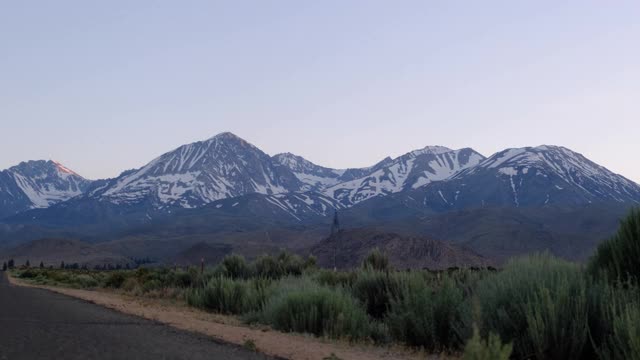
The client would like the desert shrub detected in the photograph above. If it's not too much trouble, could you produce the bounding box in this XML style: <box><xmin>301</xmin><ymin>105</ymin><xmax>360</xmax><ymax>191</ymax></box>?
<box><xmin>253</xmin><ymin>254</ymin><xmax>282</xmax><ymax>279</ymax></box>
<box><xmin>588</xmin><ymin>208</ymin><xmax>640</xmax><ymax>284</ymax></box>
<box><xmin>73</xmin><ymin>274</ymin><xmax>99</xmax><ymax>288</ymax></box>
<box><xmin>104</xmin><ymin>271</ymin><xmax>127</xmax><ymax>288</ymax></box>
<box><xmin>222</xmin><ymin>254</ymin><xmax>251</xmax><ymax>279</ymax></box>
<box><xmin>186</xmin><ymin>276</ymin><xmax>270</xmax><ymax>315</ymax></box>
<box><xmin>387</xmin><ymin>273</ymin><xmax>466</xmax><ymax>351</ymax></box>
<box><xmin>315</xmin><ymin>269</ymin><xmax>357</xmax><ymax>288</ymax></box>
<box><xmin>350</xmin><ymin>268</ymin><xmax>401</xmax><ymax>319</ymax></box>
<box><xmin>260</xmin><ymin>278</ymin><xmax>371</xmax><ymax>340</ymax></box>
<box><xmin>462</xmin><ymin>326</ymin><xmax>512</xmax><ymax>360</ymax></box>
<box><xmin>304</xmin><ymin>255</ymin><xmax>317</xmax><ymax>269</ymax></box>
<box><xmin>588</xmin><ymin>279</ymin><xmax>640</xmax><ymax>360</ymax></box>
<box><xmin>170</xmin><ymin>269</ymin><xmax>196</xmax><ymax>288</ymax></box>
<box><xmin>362</xmin><ymin>248</ymin><xmax>390</xmax><ymax>271</ymax></box>
<box><xmin>141</xmin><ymin>279</ymin><xmax>163</xmax><ymax>292</ymax></box>
<box><xmin>252</xmin><ymin>251</ymin><xmax>311</xmax><ymax>279</ymax></box>
<box><xmin>277</xmin><ymin>251</ymin><xmax>305</xmax><ymax>276</ymax></box>
<box><xmin>121</xmin><ymin>277</ymin><xmax>140</xmax><ymax>292</ymax></box>
<box><xmin>19</xmin><ymin>269</ymin><xmax>39</xmax><ymax>279</ymax></box>
<box><xmin>475</xmin><ymin>253</ymin><xmax>589</xmax><ymax>360</ymax></box>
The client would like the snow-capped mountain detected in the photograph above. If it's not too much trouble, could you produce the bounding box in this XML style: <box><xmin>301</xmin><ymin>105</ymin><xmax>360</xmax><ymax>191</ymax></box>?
<box><xmin>412</xmin><ymin>145</ymin><xmax>640</xmax><ymax>210</ymax></box>
<box><xmin>0</xmin><ymin>160</ymin><xmax>91</xmax><ymax>218</ymax></box>
<box><xmin>86</xmin><ymin>133</ymin><xmax>483</xmax><ymax>212</ymax></box>
<box><xmin>322</xmin><ymin>146</ymin><xmax>485</xmax><ymax>206</ymax></box>
<box><xmin>271</xmin><ymin>152</ymin><xmax>394</xmax><ymax>192</ymax></box>
<box><xmin>89</xmin><ymin>132</ymin><xmax>303</xmax><ymax>208</ymax></box>
<box><xmin>272</xmin><ymin>153</ymin><xmax>346</xmax><ymax>191</ymax></box>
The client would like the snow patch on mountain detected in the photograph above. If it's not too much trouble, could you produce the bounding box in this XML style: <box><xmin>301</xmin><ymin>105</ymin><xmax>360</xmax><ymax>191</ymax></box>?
<box><xmin>325</xmin><ymin>147</ymin><xmax>485</xmax><ymax>206</ymax></box>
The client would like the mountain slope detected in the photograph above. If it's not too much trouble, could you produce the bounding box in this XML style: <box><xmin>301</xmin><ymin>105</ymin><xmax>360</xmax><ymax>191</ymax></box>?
<box><xmin>410</xmin><ymin>145</ymin><xmax>640</xmax><ymax>211</ymax></box>
<box><xmin>90</xmin><ymin>132</ymin><xmax>303</xmax><ymax>209</ymax></box>
<box><xmin>324</xmin><ymin>147</ymin><xmax>485</xmax><ymax>206</ymax></box>
<box><xmin>0</xmin><ymin>160</ymin><xmax>91</xmax><ymax>219</ymax></box>
<box><xmin>272</xmin><ymin>152</ymin><xmax>393</xmax><ymax>192</ymax></box>
<box><xmin>274</xmin><ymin>146</ymin><xmax>486</xmax><ymax>206</ymax></box>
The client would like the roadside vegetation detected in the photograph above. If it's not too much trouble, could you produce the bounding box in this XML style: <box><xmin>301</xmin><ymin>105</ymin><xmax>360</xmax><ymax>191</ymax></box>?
<box><xmin>9</xmin><ymin>209</ymin><xmax>640</xmax><ymax>359</ymax></box>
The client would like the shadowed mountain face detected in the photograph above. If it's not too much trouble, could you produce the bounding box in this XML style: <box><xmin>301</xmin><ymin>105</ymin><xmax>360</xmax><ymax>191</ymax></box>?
<box><xmin>309</xmin><ymin>228</ymin><xmax>490</xmax><ymax>270</ymax></box>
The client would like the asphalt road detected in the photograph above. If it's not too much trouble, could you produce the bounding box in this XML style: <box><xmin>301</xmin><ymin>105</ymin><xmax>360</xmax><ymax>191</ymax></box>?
<box><xmin>0</xmin><ymin>272</ymin><xmax>273</xmax><ymax>360</ymax></box>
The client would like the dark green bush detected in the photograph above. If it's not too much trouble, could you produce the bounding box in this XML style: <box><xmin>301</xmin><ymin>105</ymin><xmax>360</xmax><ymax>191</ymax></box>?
<box><xmin>260</xmin><ymin>278</ymin><xmax>371</xmax><ymax>340</ymax></box>
<box><xmin>104</xmin><ymin>272</ymin><xmax>128</xmax><ymax>288</ymax></box>
<box><xmin>362</xmin><ymin>248</ymin><xmax>390</xmax><ymax>271</ymax></box>
<box><xmin>475</xmin><ymin>253</ymin><xmax>589</xmax><ymax>360</ymax></box>
<box><xmin>253</xmin><ymin>254</ymin><xmax>280</xmax><ymax>279</ymax></box>
<box><xmin>588</xmin><ymin>208</ymin><xmax>640</xmax><ymax>284</ymax></box>
<box><xmin>19</xmin><ymin>269</ymin><xmax>38</xmax><ymax>279</ymax></box>
<box><xmin>186</xmin><ymin>276</ymin><xmax>270</xmax><ymax>315</ymax></box>
<box><xmin>170</xmin><ymin>270</ymin><xmax>194</xmax><ymax>288</ymax></box>
<box><xmin>252</xmin><ymin>251</ymin><xmax>311</xmax><ymax>279</ymax></box>
<box><xmin>73</xmin><ymin>274</ymin><xmax>99</xmax><ymax>288</ymax></box>
<box><xmin>386</xmin><ymin>272</ymin><xmax>466</xmax><ymax>351</ymax></box>
<box><xmin>315</xmin><ymin>269</ymin><xmax>357</xmax><ymax>288</ymax></box>
<box><xmin>222</xmin><ymin>254</ymin><xmax>251</xmax><ymax>279</ymax></box>
<box><xmin>276</xmin><ymin>251</ymin><xmax>305</xmax><ymax>276</ymax></box>
<box><xmin>350</xmin><ymin>269</ymin><xmax>401</xmax><ymax>319</ymax></box>
<box><xmin>589</xmin><ymin>279</ymin><xmax>640</xmax><ymax>360</ymax></box>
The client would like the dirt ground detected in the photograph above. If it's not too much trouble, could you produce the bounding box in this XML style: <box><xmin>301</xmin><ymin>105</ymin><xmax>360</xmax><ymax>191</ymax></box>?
<box><xmin>8</xmin><ymin>275</ymin><xmax>447</xmax><ymax>360</ymax></box>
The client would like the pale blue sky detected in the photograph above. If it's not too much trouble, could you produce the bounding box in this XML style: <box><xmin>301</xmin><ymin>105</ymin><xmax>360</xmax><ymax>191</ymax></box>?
<box><xmin>1</xmin><ymin>1</ymin><xmax>639</xmax><ymax>182</ymax></box>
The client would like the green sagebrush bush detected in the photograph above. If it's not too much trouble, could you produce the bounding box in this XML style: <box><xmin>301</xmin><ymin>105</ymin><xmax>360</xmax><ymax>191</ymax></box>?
<box><xmin>350</xmin><ymin>268</ymin><xmax>402</xmax><ymax>319</ymax></box>
<box><xmin>362</xmin><ymin>248</ymin><xmax>390</xmax><ymax>272</ymax></box>
<box><xmin>221</xmin><ymin>254</ymin><xmax>251</xmax><ymax>279</ymax></box>
<box><xmin>252</xmin><ymin>251</ymin><xmax>312</xmax><ymax>279</ymax></box>
<box><xmin>314</xmin><ymin>269</ymin><xmax>357</xmax><ymax>288</ymax></box>
<box><xmin>475</xmin><ymin>253</ymin><xmax>589</xmax><ymax>360</ymax></box>
<box><xmin>186</xmin><ymin>276</ymin><xmax>271</xmax><ymax>315</ymax></box>
<box><xmin>386</xmin><ymin>272</ymin><xmax>467</xmax><ymax>351</ymax></box>
<box><xmin>259</xmin><ymin>277</ymin><xmax>371</xmax><ymax>340</ymax></box>
<box><xmin>588</xmin><ymin>279</ymin><xmax>640</xmax><ymax>360</ymax></box>
<box><xmin>103</xmin><ymin>271</ymin><xmax>128</xmax><ymax>288</ymax></box>
<box><xmin>462</xmin><ymin>326</ymin><xmax>512</xmax><ymax>360</ymax></box>
<box><xmin>588</xmin><ymin>208</ymin><xmax>640</xmax><ymax>285</ymax></box>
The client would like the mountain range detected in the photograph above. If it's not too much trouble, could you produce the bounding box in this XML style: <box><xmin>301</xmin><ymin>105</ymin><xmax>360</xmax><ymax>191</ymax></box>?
<box><xmin>1</xmin><ymin>132</ymin><xmax>638</xmax><ymax>266</ymax></box>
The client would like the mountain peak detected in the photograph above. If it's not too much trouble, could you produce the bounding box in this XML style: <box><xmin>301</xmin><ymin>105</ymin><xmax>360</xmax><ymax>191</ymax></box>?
<box><xmin>51</xmin><ymin>160</ymin><xmax>81</xmax><ymax>177</ymax></box>
<box><xmin>409</xmin><ymin>145</ymin><xmax>454</xmax><ymax>157</ymax></box>
<box><xmin>0</xmin><ymin>159</ymin><xmax>92</xmax><ymax>215</ymax></box>
<box><xmin>209</xmin><ymin>132</ymin><xmax>243</xmax><ymax>141</ymax></box>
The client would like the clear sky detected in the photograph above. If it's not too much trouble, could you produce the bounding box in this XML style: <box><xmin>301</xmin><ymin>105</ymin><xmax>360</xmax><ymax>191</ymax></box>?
<box><xmin>1</xmin><ymin>1</ymin><xmax>639</xmax><ymax>182</ymax></box>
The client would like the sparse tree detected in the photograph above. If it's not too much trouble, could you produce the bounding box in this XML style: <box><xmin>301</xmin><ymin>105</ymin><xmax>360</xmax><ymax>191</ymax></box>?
<box><xmin>25</xmin><ymin>260</ymin><xmax>30</xmax><ymax>268</ymax></box>
<box><xmin>60</xmin><ymin>261</ymin><xmax>65</xmax><ymax>269</ymax></box>
<box><xmin>39</xmin><ymin>261</ymin><xmax>44</xmax><ymax>269</ymax></box>
<box><xmin>8</xmin><ymin>259</ymin><xmax>14</xmax><ymax>269</ymax></box>
<box><xmin>2</xmin><ymin>262</ymin><xmax>6</xmax><ymax>271</ymax></box>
